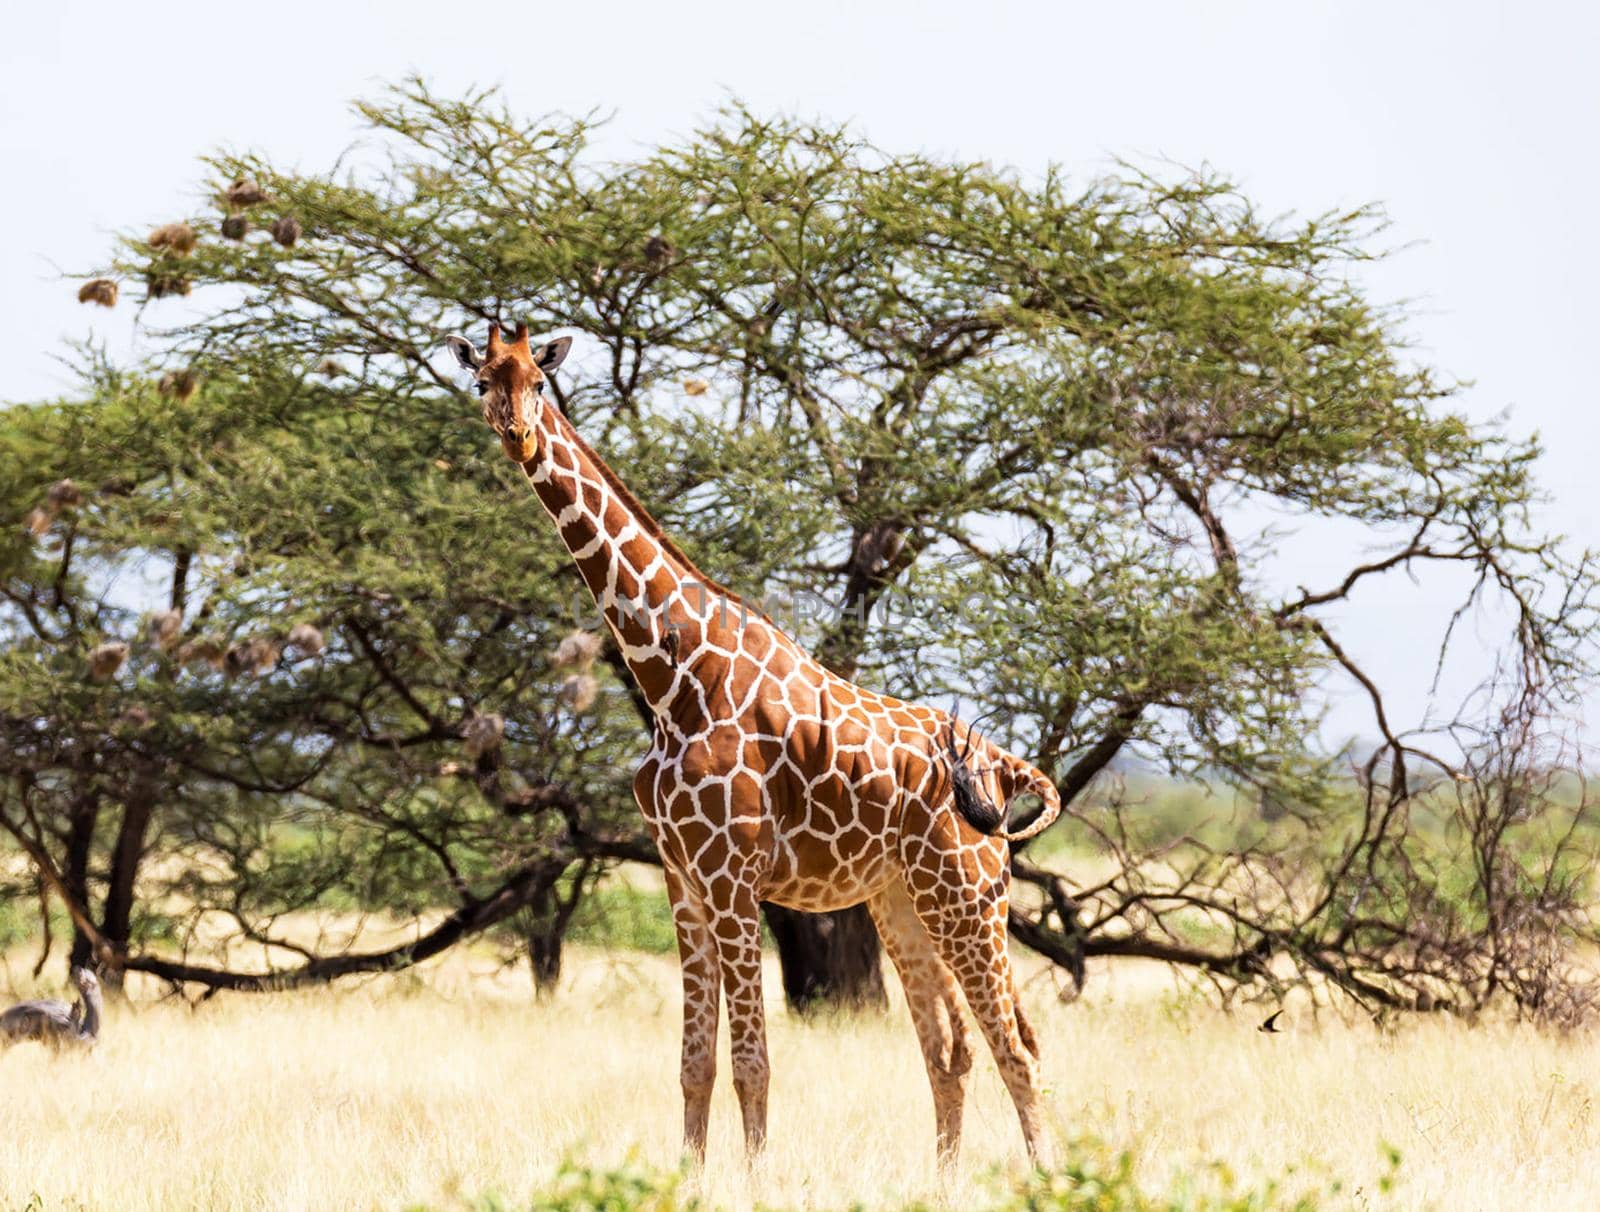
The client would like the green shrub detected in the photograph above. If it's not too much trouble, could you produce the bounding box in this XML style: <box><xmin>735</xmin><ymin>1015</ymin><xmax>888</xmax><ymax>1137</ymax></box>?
<box><xmin>566</xmin><ymin>881</ymin><xmax>779</xmax><ymax>955</ymax></box>
<box><xmin>567</xmin><ymin>884</ymin><xmax>679</xmax><ymax>955</ymax></box>
<box><xmin>435</xmin><ymin>1160</ymin><xmax>698</xmax><ymax>1212</ymax></box>
<box><xmin>435</xmin><ymin>1142</ymin><xmax>1400</xmax><ymax>1211</ymax></box>
<box><xmin>0</xmin><ymin>898</ymin><xmax>31</xmax><ymax>950</ymax></box>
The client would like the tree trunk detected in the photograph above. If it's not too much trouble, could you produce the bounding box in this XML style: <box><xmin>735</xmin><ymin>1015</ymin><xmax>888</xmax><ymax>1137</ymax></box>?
<box><xmin>63</xmin><ymin>793</ymin><xmax>99</xmax><ymax>972</ymax></box>
<box><xmin>99</xmin><ymin>792</ymin><xmax>155</xmax><ymax>994</ymax></box>
<box><xmin>527</xmin><ymin>920</ymin><xmax>564</xmax><ymax>995</ymax></box>
<box><xmin>524</xmin><ymin>858</ymin><xmax>590</xmax><ymax>1000</ymax></box>
<box><xmin>762</xmin><ymin>902</ymin><xmax>886</xmax><ymax>1013</ymax></box>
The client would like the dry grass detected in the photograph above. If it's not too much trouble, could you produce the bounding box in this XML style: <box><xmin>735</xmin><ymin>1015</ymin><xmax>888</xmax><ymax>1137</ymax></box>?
<box><xmin>1</xmin><ymin>943</ymin><xmax>1598</xmax><ymax>1211</ymax></box>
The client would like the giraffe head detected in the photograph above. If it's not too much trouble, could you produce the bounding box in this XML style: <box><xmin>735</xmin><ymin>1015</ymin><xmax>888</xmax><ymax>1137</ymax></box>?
<box><xmin>446</xmin><ymin>324</ymin><xmax>573</xmax><ymax>463</ymax></box>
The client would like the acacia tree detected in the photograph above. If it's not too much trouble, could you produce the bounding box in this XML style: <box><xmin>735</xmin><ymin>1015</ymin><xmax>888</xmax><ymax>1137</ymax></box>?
<box><xmin>3</xmin><ymin>80</ymin><xmax>1594</xmax><ymax>1015</ymax></box>
<box><xmin>0</xmin><ymin>351</ymin><xmax>650</xmax><ymax>995</ymax></box>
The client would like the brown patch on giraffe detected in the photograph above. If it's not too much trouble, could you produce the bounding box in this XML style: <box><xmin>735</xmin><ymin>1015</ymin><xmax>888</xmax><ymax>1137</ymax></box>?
<box><xmin>854</xmin><ymin>777</ymin><xmax>896</xmax><ymax>831</ymax></box>
<box><xmin>647</xmin><ymin>573</ymin><xmax>684</xmax><ymax>622</ymax></box>
<box><xmin>618</xmin><ymin>532</ymin><xmax>657</xmax><ymax>571</ymax></box>
<box><xmin>614</xmin><ymin>564</ymin><xmax>642</xmax><ymax>604</ymax></box>
<box><xmin>836</xmin><ymin>822</ymin><xmax>873</xmax><ymax>857</ymax></box>
<box><xmin>559</xmin><ymin>516</ymin><xmax>591</xmax><ymax>549</ymax></box>
<box><xmin>670</xmin><ymin>815</ymin><xmax>717</xmax><ymax>863</ymax></box>
<box><xmin>601</xmin><ymin>499</ymin><xmax>631</xmax><ymax>537</ymax></box>
<box><xmin>743</xmin><ymin>625</ymin><xmax>773</xmax><ymax>661</ymax></box>
<box><xmin>781</xmin><ymin>675</ymin><xmax>820</xmax><ymax>717</ymax></box>
<box><xmin>742</xmin><ymin>736</ymin><xmax>782</xmax><ymax>771</ymax></box>
<box><xmin>701</xmin><ymin>667</ymin><xmax>747</xmax><ymax>719</ymax></box>
<box><xmin>701</xmin><ymin>723</ymin><xmax>741</xmax><ymax>766</ymax></box>
<box><xmin>728</xmin><ymin>653</ymin><xmax>760</xmax><ymax>698</ymax></box>
<box><xmin>833</xmin><ymin>713</ymin><xmax>872</xmax><ymax>752</ymax></box>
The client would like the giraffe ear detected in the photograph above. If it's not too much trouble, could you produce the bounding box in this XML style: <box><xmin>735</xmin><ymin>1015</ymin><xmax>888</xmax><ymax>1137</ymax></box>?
<box><xmin>445</xmin><ymin>335</ymin><xmax>482</xmax><ymax>371</ymax></box>
<box><xmin>532</xmin><ymin>336</ymin><xmax>572</xmax><ymax>374</ymax></box>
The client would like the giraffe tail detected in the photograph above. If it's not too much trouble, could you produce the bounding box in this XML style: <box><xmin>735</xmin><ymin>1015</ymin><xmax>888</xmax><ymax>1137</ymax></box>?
<box><xmin>945</xmin><ymin>724</ymin><xmax>1062</xmax><ymax>843</ymax></box>
<box><xmin>992</xmin><ymin>756</ymin><xmax>1063</xmax><ymax>844</ymax></box>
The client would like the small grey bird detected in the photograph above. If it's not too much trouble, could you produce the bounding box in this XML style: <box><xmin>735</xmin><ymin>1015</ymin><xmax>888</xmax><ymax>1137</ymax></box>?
<box><xmin>1</xmin><ymin>967</ymin><xmax>102</xmax><ymax>1049</ymax></box>
<box><xmin>1258</xmin><ymin>1009</ymin><xmax>1284</xmax><ymax>1034</ymax></box>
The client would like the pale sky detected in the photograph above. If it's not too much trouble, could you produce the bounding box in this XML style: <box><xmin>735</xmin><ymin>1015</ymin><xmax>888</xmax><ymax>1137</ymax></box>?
<box><xmin>2</xmin><ymin>1</ymin><xmax>1595</xmax><ymax>748</ymax></box>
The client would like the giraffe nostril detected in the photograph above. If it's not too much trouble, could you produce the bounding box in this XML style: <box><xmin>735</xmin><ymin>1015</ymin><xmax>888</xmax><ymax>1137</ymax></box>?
<box><xmin>501</xmin><ymin>425</ymin><xmax>537</xmax><ymax>463</ymax></box>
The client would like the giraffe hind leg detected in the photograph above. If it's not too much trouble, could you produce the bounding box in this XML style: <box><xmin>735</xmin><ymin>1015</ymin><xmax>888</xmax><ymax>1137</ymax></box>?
<box><xmin>1015</xmin><ymin>994</ymin><xmax>1040</xmax><ymax>1059</ymax></box>
<box><xmin>869</xmin><ymin>878</ymin><xmax>976</xmax><ymax>1171</ymax></box>
<box><xmin>909</xmin><ymin>878</ymin><xmax>1048</xmax><ymax>1163</ymax></box>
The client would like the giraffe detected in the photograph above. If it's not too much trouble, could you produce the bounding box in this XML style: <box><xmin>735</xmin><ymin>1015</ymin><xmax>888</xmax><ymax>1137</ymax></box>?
<box><xmin>446</xmin><ymin>323</ymin><xmax>1065</xmax><ymax>1167</ymax></box>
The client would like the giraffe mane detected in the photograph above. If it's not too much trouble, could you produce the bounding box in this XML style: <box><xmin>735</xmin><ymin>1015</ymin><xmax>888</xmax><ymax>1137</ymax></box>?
<box><xmin>545</xmin><ymin>404</ymin><xmax>768</xmax><ymax>621</ymax></box>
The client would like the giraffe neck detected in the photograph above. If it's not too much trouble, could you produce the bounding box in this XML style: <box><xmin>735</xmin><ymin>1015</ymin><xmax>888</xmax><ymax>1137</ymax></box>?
<box><xmin>521</xmin><ymin>403</ymin><xmax>749</xmax><ymax>709</ymax></box>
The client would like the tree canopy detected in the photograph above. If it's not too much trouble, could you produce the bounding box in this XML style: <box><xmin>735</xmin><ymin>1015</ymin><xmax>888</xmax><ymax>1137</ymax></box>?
<box><xmin>2</xmin><ymin>80</ymin><xmax>1595</xmax><ymax>1016</ymax></box>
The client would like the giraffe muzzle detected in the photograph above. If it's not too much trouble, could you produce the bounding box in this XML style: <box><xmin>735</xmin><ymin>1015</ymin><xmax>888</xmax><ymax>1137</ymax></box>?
<box><xmin>502</xmin><ymin>425</ymin><xmax>537</xmax><ymax>464</ymax></box>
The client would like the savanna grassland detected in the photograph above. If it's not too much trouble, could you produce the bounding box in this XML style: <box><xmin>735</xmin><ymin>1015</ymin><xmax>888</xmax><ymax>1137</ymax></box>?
<box><xmin>6</xmin><ymin>79</ymin><xmax>1599</xmax><ymax>1212</ymax></box>
<box><xmin>3</xmin><ymin>889</ymin><xmax>1599</xmax><ymax>1212</ymax></box>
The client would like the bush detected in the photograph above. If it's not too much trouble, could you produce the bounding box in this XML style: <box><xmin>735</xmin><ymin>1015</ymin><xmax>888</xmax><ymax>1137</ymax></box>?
<box><xmin>440</xmin><ymin>1160</ymin><xmax>698</xmax><ymax>1212</ymax></box>
<box><xmin>434</xmin><ymin>1142</ymin><xmax>1401</xmax><ymax>1211</ymax></box>
<box><xmin>567</xmin><ymin>884</ymin><xmax>679</xmax><ymax>956</ymax></box>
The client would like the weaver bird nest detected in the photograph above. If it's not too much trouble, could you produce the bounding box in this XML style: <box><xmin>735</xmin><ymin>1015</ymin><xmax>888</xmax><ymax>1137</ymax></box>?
<box><xmin>146</xmin><ymin>608</ymin><xmax>183</xmax><ymax>652</ymax></box>
<box><xmin>146</xmin><ymin>271</ymin><xmax>192</xmax><ymax>299</ymax></box>
<box><xmin>45</xmin><ymin>480</ymin><xmax>82</xmax><ymax>512</ymax></box>
<box><xmin>177</xmin><ymin>637</ymin><xmax>226</xmax><ymax>671</ymax></box>
<box><xmin>88</xmin><ymin>641</ymin><xmax>130</xmax><ymax>682</ymax></box>
<box><xmin>158</xmin><ymin>369</ymin><xmax>201</xmax><ymax>401</ymax></box>
<box><xmin>77</xmin><ymin>279</ymin><xmax>118</xmax><ymax>307</ymax></box>
<box><xmin>225</xmin><ymin>637</ymin><xmax>280</xmax><ymax>678</ymax></box>
<box><xmin>148</xmin><ymin>222</ymin><xmax>198</xmax><ymax>255</ymax></box>
<box><xmin>551</xmin><ymin>629</ymin><xmax>603</xmax><ymax>670</ymax></box>
<box><xmin>558</xmin><ymin>673</ymin><xmax>599</xmax><ymax>712</ymax></box>
<box><xmin>286</xmin><ymin>623</ymin><xmax>325</xmax><ymax>656</ymax></box>
<box><xmin>223</xmin><ymin>178</ymin><xmax>266</xmax><ymax>208</ymax></box>
<box><xmin>462</xmin><ymin>712</ymin><xmax>505</xmax><ymax>759</ymax></box>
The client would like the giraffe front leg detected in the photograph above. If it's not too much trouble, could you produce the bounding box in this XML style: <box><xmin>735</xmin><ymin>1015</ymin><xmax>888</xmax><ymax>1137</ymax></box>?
<box><xmin>664</xmin><ymin>865</ymin><xmax>719</xmax><ymax>1163</ymax></box>
<box><xmin>709</xmin><ymin>885</ymin><xmax>770</xmax><ymax>1159</ymax></box>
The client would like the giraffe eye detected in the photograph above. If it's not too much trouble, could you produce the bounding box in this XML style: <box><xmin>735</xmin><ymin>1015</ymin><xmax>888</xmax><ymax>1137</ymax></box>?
<box><xmin>474</xmin><ymin>381</ymin><xmax>489</xmax><ymax>397</ymax></box>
